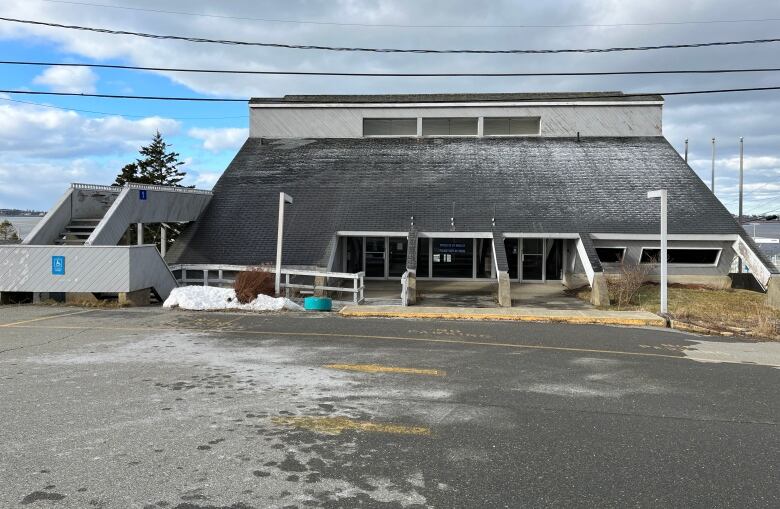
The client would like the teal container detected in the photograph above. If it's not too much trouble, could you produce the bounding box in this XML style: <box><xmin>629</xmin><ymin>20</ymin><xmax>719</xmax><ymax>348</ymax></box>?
<box><xmin>303</xmin><ymin>296</ymin><xmax>332</xmax><ymax>311</ymax></box>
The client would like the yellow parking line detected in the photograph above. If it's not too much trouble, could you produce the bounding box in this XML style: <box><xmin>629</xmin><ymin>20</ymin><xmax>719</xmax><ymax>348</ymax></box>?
<box><xmin>272</xmin><ymin>416</ymin><xmax>430</xmax><ymax>436</ymax></box>
<box><xmin>0</xmin><ymin>309</ymin><xmax>92</xmax><ymax>328</ymax></box>
<box><xmin>4</xmin><ymin>323</ymin><xmax>690</xmax><ymax>361</ymax></box>
<box><xmin>325</xmin><ymin>363</ymin><xmax>445</xmax><ymax>376</ymax></box>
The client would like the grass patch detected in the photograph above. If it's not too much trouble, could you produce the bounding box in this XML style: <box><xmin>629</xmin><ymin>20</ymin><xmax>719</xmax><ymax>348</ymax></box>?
<box><xmin>577</xmin><ymin>284</ymin><xmax>779</xmax><ymax>340</ymax></box>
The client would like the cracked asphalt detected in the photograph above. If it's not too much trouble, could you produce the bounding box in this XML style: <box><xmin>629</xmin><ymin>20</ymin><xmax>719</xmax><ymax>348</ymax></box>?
<box><xmin>0</xmin><ymin>305</ymin><xmax>778</xmax><ymax>508</ymax></box>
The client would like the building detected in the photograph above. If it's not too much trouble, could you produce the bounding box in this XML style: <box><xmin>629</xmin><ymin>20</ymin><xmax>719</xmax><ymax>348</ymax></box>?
<box><xmin>166</xmin><ymin>92</ymin><xmax>779</xmax><ymax>306</ymax></box>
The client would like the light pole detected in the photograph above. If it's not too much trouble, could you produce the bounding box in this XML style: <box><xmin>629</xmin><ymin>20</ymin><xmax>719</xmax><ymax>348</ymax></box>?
<box><xmin>275</xmin><ymin>192</ymin><xmax>293</xmax><ymax>297</ymax></box>
<box><xmin>648</xmin><ymin>189</ymin><xmax>668</xmax><ymax>314</ymax></box>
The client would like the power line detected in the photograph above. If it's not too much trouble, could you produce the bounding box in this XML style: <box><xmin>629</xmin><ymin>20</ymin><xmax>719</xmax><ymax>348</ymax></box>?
<box><xmin>6</xmin><ymin>60</ymin><xmax>780</xmax><ymax>77</ymax></box>
<box><xmin>0</xmin><ymin>96</ymin><xmax>247</xmax><ymax>119</ymax></box>
<box><xmin>3</xmin><ymin>86</ymin><xmax>780</xmax><ymax>102</ymax></box>
<box><xmin>34</xmin><ymin>0</ymin><xmax>780</xmax><ymax>30</ymax></box>
<box><xmin>4</xmin><ymin>16</ymin><xmax>780</xmax><ymax>54</ymax></box>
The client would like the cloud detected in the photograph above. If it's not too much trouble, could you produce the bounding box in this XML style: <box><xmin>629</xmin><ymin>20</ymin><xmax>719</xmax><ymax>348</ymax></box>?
<box><xmin>0</xmin><ymin>100</ymin><xmax>180</xmax><ymax>157</ymax></box>
<box><xmin>188</xmin><ymin>127</ymin><xmax>248</xmax><ymax>152</ymax></box>
<box><xmin>32</xmin><ymin>65</ymin><xmax>98</xmax><ymax>93</ymax></box>
<box><xmin>1</xmin><ymin>0</ymin><xmax>779</xmax><ymax>213</ymax></box>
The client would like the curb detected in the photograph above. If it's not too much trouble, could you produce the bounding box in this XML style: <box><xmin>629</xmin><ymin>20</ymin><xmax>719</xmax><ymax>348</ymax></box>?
<box><xmin>338</xmin><ymin>308</ymin><xmax>667</xmax><ymax>327</ymax></box>
<box><xmin>668</xmin><ymin>320</ymin><xmax>735</xmax><ymax>337</ymax></box>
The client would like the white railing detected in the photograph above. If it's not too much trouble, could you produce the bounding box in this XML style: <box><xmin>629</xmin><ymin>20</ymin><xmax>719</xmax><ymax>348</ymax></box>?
<box><xmin>70</xmin><ymin>182</ymin><xmax>213</xmax><ymax>195</ymax></box>
<box><xmin>168</xmin><ymin>264</ymin><xmax>365</xmax><ymax>304</ymax></box>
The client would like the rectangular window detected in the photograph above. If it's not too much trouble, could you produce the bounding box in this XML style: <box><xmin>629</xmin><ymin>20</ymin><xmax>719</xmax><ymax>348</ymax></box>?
<box><xmin>596</xmin><ymin>247</ymin><xmax>626</xmax><ymax>264</ymax></box>
<box><xmin>363</xmin><ymin>118</ymin><xmax>417</xmax><ymax>136</ymax></box>
<box><xmin>422</xmin><ymin>117</ymin><xmax>478</xmax><ymax>136</ymax></box>
<box><xmin>640</xmin><ymin>248</ymin><xmax>721</xmax><ymax>265</ymax></box>
<box><xmin>483</xmin><ymin>117</ymin><xmax>540</xmax><ymax>136</ymax></box>
<box><xmin>432</xmin><ymin>238</ymin><xmax>474</xmax><ymax>278</ymax></box>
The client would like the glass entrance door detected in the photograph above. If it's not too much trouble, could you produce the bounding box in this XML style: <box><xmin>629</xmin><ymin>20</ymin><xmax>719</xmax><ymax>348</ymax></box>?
<box><xmin>521</xmin><ymin>238</ymin><xmax>544</xmax><ymax>281</ymax></box>
<box><xmin>365</xmin><ymin>237</ymin><xmax>386</xmax><ymax>277</ymax></box>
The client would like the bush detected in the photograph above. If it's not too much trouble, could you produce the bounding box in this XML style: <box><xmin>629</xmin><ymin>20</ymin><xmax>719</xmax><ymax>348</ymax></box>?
<box><xmin>607</xmin><ymin>261</ymin><xmax>652</xmax><ymax>308</ymax></box>
<box><xmin>234</xmin><ymin>269</ymin><xmax>275</xmax><ymax>304</ymax></box>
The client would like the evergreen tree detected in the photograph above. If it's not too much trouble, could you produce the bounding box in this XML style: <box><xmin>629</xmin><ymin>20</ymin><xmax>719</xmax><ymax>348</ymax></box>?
<box><xmin>114</xmin><ymin>131</ymin><xmax>189</xmax><ymax>186</ymax></box>
<box><xmin>113</xmin><ymin>131</ymin><xmax>192</xmax><ymax>250</ymax></box>
<box><xmin>0</xmin><ymin>220</ymin><xmax>20</xmax><ymax>243</ymax></box>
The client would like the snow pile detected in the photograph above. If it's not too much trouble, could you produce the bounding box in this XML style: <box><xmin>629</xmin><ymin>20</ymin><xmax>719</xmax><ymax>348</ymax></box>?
<box><xmin>163</xmin><ymin>285</ymin><xmax>303</xmax><ymax>312</ymax></box>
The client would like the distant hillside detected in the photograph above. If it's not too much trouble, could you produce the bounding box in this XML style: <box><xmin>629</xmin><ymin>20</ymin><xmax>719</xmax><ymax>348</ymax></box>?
<box><xmin>0</xmin><ymin>209</ymin><xmax>45</xmax><ymax>217</ymax></box>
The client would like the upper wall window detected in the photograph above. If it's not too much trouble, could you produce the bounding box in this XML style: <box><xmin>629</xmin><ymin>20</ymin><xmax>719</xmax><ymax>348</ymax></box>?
<box><xmin>483</xmin><ymin>117</ymin><xmax>540</xmax><ymax>136</ymax></box>
<box><xmin>596</xmin><ymin>247</ymin><xmax>626</xmax><ymax>263</ymax></box>
<box><xmin>422</xmin><ymin>118</ymin><xmax>478</xmax><ymax>136</ymax></box>
<box><xmin>363</xmin><ymin>118</ymin><xmax>417</xmax><ymax>136</ymax></box>
<box><xmin>640</xmin><ymin>248</ymin><xmax>721</xmax><ymax>265</ymax></box>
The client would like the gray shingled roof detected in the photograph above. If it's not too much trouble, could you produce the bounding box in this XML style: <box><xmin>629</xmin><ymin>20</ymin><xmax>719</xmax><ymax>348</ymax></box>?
<box><xmin>167</xmin><ymin>136</ymin><xmax>773</xmax><ymax>272</ymax></box>
<box><xmin>249</xmin><ymin>92</ymin><xmax>664</xmax><ymax>104</ymax></box>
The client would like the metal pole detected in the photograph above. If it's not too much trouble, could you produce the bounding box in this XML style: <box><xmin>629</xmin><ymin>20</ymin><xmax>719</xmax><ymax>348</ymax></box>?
<box><xmin>684</xmin><ymin>138</ymin><xmax>688</xmax><ymax>163</ymax></box>
<box><xmin>711</xmin><ymin>137</ymin><xmax>716</xmax><ymax>193</ymax></box>
<box><xmin>660</xmin><ymin>190</ymin><xmax>667</xmax><ymax>314</ymax></box>
<box><xmin>648</xmin><ymin>190</ymin><xmax>668</xmax><ymax>314</ymax></box>
<box><xmin>738</xmin><ymin>136</ymin><xmax>744</xmax><ymax>272</ymax></box>
<box><xmin>137</xmin><ymin>222</ymin><xmax>143</xmax><ymax>245</ymax></box>
<box><xmin>275</xmin><ymin>192</ymin><xmax>293</xmax><ymax>297</ymax></box>
<box><xmin>160</xmin><ymin>225</ymin><xmax>167</xmax><ymax>258</ymax></box>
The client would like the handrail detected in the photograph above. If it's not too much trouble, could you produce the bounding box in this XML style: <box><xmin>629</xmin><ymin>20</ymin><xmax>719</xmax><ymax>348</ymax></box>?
<box><xmin>70</xmin><ymin>182</ymin><xmax>212</xmax><ymax>195</ymax></box>
<box><xmin>170</xmin><ymin>264</ymin><xmax>365</xmax><ymax>304</ymax></box>
<box><xmin>70</xmin><ymin>183</ymin><xmax>122</xmax><ymax>192</ymax></box>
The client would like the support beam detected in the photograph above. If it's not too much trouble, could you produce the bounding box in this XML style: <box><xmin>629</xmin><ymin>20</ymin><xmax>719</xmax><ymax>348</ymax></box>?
<box><xmin>119</xmin><ymin>288</ymin><xmax>150</xmax><ymax>306</ymax></box>
<box><xmin>491</xmin><ymin>231</ymin><xmax>512</xmax><ymax>307</ymax></box>
<box><xmin>160</xmin><ymin>225</ymin><xmax>167</xmax><ymax>258</ymax></box>
<box><xmin>404</xmin><ymin>228</ymin><xmax>418</xmax><ymax>305</ymax></box>
<box><xmin>136</xmin><ymin>222</ymin><xmax>143</xmax><ymax>245</ymax></box>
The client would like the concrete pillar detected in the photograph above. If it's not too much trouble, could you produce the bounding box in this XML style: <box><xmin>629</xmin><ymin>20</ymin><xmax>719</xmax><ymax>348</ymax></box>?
<box><xmin>160</xmin><ymin>226</ymin><xmax>167</xmax><ymax>257</ymax></box>
<box><xmin>590</xmin><ymin>272</ymin><xmax>610</xmax><ymax>307</ymax></box>
<box><xmin>405</xmin><ymin>271</ymin><xmax>417</xmax><ymax>305</ymax></box>
<box><xmin>497</xmin><ymin>271</ymin><xmax>511</xmax><ymax>307</ymax></box>
<box><xmin>118</xmin><ymin>288</ymin><xmax>150</xmax><ymax>307</ymax></box>
<box><xmin>313</xmin><ymin>275</ymin><xmax>326</xmax><ymax>297</ymax></box>
<box><xmin>767</xmin><ymin>277</ymin><xmax>780</xmax><ymax>310</ymax></box>
<box><xmin>137</xmin><ymin>223</ymin><xmax>143</xmax><ymax>245</ymax></box>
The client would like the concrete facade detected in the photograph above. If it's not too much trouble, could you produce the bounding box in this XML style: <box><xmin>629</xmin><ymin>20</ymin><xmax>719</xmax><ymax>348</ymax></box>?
<box><xmin>250</xmin><ymin>103</ymin><xmax>663</xmax><ymax>139</ymax></box>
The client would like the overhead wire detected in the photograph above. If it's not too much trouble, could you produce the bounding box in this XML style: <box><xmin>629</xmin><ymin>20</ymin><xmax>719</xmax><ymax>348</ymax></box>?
<box><xmin>4</xmin><ymin>17</ymin><xmax>780</xmax><ymax>54</ymax></box>
<box><xmin>33</xmin><ymin>0</ymin><xmax>780</xmax><ymax>30</ymax></box>
<box><xmin>5</xmin><ymin>60</ymin><xmax>780</xmax><ymax>77</ymax></box>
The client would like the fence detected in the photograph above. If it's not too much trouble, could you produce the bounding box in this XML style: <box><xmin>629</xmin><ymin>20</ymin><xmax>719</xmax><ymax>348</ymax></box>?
<box><xmin>168</xmin><ymin>264</ymin><xmax>365</xmax><ymax>304</ymax></box>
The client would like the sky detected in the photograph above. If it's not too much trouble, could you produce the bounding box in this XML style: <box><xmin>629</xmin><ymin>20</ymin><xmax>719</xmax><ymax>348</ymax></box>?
<box><xmin>0</xmin><ymin>0</ymin><xmax>778</xmax><ymax>216</ymax></box>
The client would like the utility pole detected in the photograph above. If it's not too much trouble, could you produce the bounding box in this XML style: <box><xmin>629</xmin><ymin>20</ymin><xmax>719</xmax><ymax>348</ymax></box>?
<box><xmin>684</xmin><ymin>138</ymin><xmax>688</xmax><ymax>163</ymax></box>
<box><xmin>711</xmin><ymin>137</ymin><xmax>716</xmax><ymax>193</ymax></box>
<box><xmin>738</xmin><ymin>136</ymin><xmax>744</xmax><ymax>272</ymax></box>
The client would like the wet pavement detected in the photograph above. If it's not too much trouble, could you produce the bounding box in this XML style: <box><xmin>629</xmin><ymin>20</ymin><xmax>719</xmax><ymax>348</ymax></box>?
<box><xmin>0</xmin><ymin>306</ymin><xmax>778</xmax><ymax>508</ymax></box>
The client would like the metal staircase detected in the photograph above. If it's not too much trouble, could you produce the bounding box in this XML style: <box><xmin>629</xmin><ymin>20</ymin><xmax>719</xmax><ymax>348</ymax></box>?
<box><xmin>54</xmin><ymin>219</ymin><xmax>102</xmax><ymax>245</ymax></box>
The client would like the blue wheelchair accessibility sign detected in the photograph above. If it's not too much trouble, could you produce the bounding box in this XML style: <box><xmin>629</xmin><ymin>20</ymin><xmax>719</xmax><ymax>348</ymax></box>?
<box><xmin>52</xmin><ymin>256</ymin><xmax>65</xmax><ymax>275</ymax></box>
<box><xmin>139</xmin><ymin>189</ymin><xmax>147</xmax><ymax>200</ymax></box>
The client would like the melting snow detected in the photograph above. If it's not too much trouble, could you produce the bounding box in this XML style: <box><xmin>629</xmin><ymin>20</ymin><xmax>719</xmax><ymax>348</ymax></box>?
<box><xmin>163</xmin><ymin>285</ymin><xmax>303</xmax><ymax>312</ymax></box>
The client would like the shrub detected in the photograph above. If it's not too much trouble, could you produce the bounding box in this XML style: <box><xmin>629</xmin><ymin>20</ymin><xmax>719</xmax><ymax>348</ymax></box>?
<box><xmin>607</xmin><ymin>261</ymin><xmax>652</xmax><ymax>309</ymax></box>
<box><xmin>234</xmin><ymin>269</ymin><xmax>275</xmax><ymax>304</ymax></box>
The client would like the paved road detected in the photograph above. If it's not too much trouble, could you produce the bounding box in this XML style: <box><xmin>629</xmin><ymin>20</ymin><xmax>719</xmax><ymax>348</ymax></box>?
<box><xmin>0</xmin><ymin>306</ymin><xmax>778</xmax><ymax>508</ymax></box>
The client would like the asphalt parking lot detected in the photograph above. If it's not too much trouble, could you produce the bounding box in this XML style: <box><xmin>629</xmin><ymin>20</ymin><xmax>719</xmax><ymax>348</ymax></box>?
<box><xmin>0</xmin><ymin>306</ymin><xmax>778</xmax><ymax>508</ymax></box>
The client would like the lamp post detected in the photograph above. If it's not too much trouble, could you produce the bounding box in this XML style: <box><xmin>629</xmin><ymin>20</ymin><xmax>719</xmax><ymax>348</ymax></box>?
<box><xmin>648</xmin><ymin>189</ymin><xmax>668</xmax><ymax>314</ymax></box>
<box><xmin>275</xmin><ymin>192</ymin><xmax>293</xmax><ymax>297</ymax></box>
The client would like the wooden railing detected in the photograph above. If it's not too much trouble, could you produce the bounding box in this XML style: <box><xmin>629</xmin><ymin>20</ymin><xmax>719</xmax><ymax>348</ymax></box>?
<box><xmin>168</xmin><ymin>264</ymin><xmax>365</xmax><ymax>304</ymax></box>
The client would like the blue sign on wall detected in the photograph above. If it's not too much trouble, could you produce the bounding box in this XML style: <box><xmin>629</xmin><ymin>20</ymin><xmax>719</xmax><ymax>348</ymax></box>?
<box><xmin>139</xmin><ymin>189</ymin><xmax>147</xmax><ymax>200</ymax></box>
<box><xmin>52</xmin><ymin>256</ymin><xmax>65</xmax><ymax>275</ymax></box>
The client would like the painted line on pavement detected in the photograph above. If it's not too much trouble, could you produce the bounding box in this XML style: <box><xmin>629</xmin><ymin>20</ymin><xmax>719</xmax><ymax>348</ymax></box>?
<box><xmin>272</xmin><ymin>416</ymin><xmax>431</xmax><ymax>436</ymax></box>
<box><xmin>0</xmin><ymin>309</ymin><xmax>93</xmax><ymax>327</ymax></box>
<box><xmin>325</xmin><ymin>363</ymin><xmax>446</xmax><ymax>376</ymax></box>
<box><xmin>1</xmin><ymin>322</ymin><xmax>695</xmax><ymax>362</ymax></box>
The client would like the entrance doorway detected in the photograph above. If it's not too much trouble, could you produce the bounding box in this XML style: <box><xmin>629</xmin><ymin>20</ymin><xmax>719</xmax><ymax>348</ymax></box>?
<box><xmin>504</xmin><ymin>238</ymin><xmax>564</xmax><ymax>282</ymax></box>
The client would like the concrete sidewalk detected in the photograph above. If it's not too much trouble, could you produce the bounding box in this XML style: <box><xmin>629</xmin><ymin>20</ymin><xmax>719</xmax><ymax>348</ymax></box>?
<box><xmin>340</xmin><ymin>304</ymin><xmax>667</xmax><ymax>327</ymax></box>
